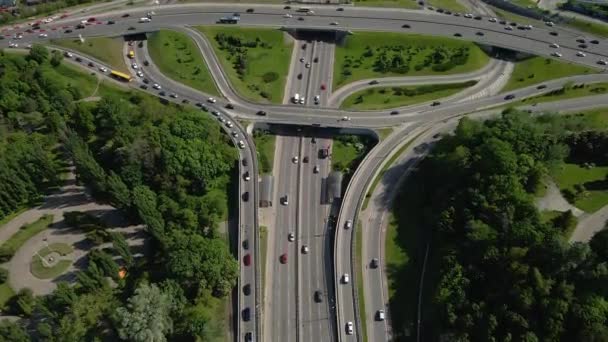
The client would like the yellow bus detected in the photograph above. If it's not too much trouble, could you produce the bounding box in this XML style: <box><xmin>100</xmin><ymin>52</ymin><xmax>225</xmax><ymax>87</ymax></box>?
<box><xmin>110</xmin><ymin>70</ymin><xmax>132</xmax><ymax>82</ymax></box>
<box><xmin>128</xmin><ymin>50</ymin><xmax>134</xmax><ymax>59</ymax></box>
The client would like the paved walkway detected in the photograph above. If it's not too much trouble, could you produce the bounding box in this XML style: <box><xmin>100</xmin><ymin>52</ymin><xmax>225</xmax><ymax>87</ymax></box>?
<box><xmin>535</xmin><ymin>181</ymin><xmax>584</xmax><ymax>217</ymax></box>
<box><xmin>1</xmin><ymin>168</ymin><xmax>145</xmax><ymax>296</ymax></box>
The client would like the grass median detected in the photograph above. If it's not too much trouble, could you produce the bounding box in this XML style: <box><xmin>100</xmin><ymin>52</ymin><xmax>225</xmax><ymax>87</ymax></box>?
<box><xmin>516</xmin><ymin>82</ymin><xmax>608</xmax><ymax>106</ymax></box>
<box><xmin>353</xmin><ymin>0</ymin><xmax>419</xmax><ymax>9</ymax></box>
<box><xmin>253</xmin><ymin>131</ymin><xmax>276</xmax><ymax>175</ymax></box>
<box><xmin>50</xmin><ymin>36</ymin><xmax>129</xmax><ymax>74</ymax></box>
<box><xmin>341</xmin><ymin>81</ymin><xmax>477</xmax><ymax>110</ymax></box>
<box><xmin>502</xmin><ymin>56</ymin><xmax>599</xmax><ymax>92</ymax></box>
<box><xmin>197</xmin><ymin>26</ymin><xmax>292</xmax><ymax>104</ymax></box>
<box><xmin>147</xmin><ymin>30</ymin><xmax>220</xmax><ymax>97</ymax></box>
<box><xmin>427</xmin><ymin>0</ymin><xmax>467</xmax><ymax>12</ymax></box>
<box><xmin>356</xmin><ymin>220</ymin><xmax>368</xmax><ymax>342</ymax></box>
<box><xmin>334</xmin><ymin>32</ymin><xmax>490</xmax><ymax>90</ymax></box>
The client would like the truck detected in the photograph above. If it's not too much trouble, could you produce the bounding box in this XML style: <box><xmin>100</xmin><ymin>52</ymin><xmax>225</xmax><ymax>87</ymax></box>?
<box><xmin>218</xmin><ymin>15</ymin><xmax>240</xmax><ymax>24</ymax></box>
<box><xmin>292</xmin><ymin>93</ymin><xmax>300</xmax><ymax>104</ymax></box>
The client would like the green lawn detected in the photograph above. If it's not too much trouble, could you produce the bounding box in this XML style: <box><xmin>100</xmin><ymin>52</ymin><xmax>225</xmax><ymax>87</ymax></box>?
<box><xmin>565</xmin><ymin>17</ymin><xmax>608</xmax><ymax>38</ymax></box>
<box><xmin>50</xmin><ymin>37</ymin><xmax>129</xmax><ymax>74</ymax></box>
<box><xmin>377</xmin><ymin>128</ymin><xmax>394</xmax><ymax>141</ymax></box>
<box><xmin>253</xmin><ymin>131</ymin><xmax>276</xmax><ymax>175</ymax></box>
<box><xmin>1</xmin><ymin>215</ymin><xmax>53</xmax><ymax>254</ymax></box>
<box><xmin>0</xmin><ymin>207</ymin><xmax>28</xmax><ymax>229</ymax></box>
<box><xmin>427</xmin><ymin>0</ymin><xmax>467</xmax><ymax>12</ymax></box>
<box><xmin>517</xmin><ymin>82</ymin><xmax>608</xmax><ymax>106</ymax></box>
<box><xmin>147</xmin><ymin>30</ymin><xmax>220</xmax><ymax>97</ymax></box>
<box><xmin>332</xmin><ymin>140</ymin><xmax>362</xmax><ymax>173</ymax></box>
<box><xmin>385</xmin><ymin>213</ymin><xmax>409</xmax><ymax>298</ymax></box>
<box><xmin>334</xmin><ymin>32</ymin><xmax>490</xmax><ymax>89</ymax></box>
<box><xmin>197</xmin><ymin>26</ymin><xmax>292</xmax><ymax>103</ymax></box>
<box><xmin>259</xmin><ymin>225</ymin><xmax>267</xmax><ymax>297</ymax></box>
<box><xmin>552</xmin><ymin>163</ymin><xmax>608</xmax><ymax>213</ymax></box>
<box><xmin>356</xmin><ymin>220</ymin><xmax>368</xmax><ymax>342</ymax></box>
<box><xmin>341</xmin><ymin>81</ymin><xmax>476</xmax><ymax>110</ymax></box>
<box><xmin>0</xmin><ymin>283</ymin><xmax>15</xmax><ymax>310</ymax></box>
<box><xmin>31</xmin><ymin>258</ymin><xmax>72</xmax><ymax>279</ymax></box>
<box><xmin>353</xmin><ymin>0</ymin><xmax>419</xmax><ymax>8</ymax></box>
<box><xmin>502</xmin><ymin>56</ymin><xmax>599</xmax><ymax>92</ymax></box>
<box><xmin>556</xmin><ymin>108</ymin><xmax>608</xmax><ymax>131</ymax></box>
<box><xmin>491</xmin><ymin>6</ymin><xmax>543</xmax><ymax>25</ymax></box>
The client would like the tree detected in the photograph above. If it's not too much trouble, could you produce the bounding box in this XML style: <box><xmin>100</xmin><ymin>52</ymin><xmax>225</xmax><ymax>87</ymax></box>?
<box><xmin>589</xmin><ymin>228</ymin><xmax>608</xmax><ymax>260</ymax></box>
<box><xmin>0</xmin><ymin>320</ymin><xmax>30</xmax><ymax>342</ymax></box>
<box><xmin>11</xmin><ymin>288</ymin><xmax>35</xmax><ymax>317</ymax></box>
<box><xmin>111</xmin><ymin>232</ymin><xmax>133</xmax><ymax>267</ymax></box>
<box><xmin>27</xmin><ymin>44</ymin><xmax>49</xmax><ymax>64</ymax></box>
<box><xmin>113</xmin><ymin>283</ymin><xmax>173</xmax><ymax>342</ymax></box>
<box><xmin>0</xmin><ymin>268</ymin><xmax>8</xmax><ymax>284</ymax></box>
<box><xmin>88</xmin><ymin>250</ymin><xmax>119</xmax><ymax>280</ymax></box>
<box><xmin>50</xmin><ymin>50</ymin><xmax>63</xmax><ymax>67</ymax></box>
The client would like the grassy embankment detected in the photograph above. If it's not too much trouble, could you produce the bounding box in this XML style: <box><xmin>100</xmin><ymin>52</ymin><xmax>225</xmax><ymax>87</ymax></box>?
<box><xmin>355</xmin><ymin>220</ymin><xmax>368</xmax><ymax>342</ymax></box>
<box><xmin>516</xmin><ymin>82</ymin><xmax>608</xmax><ymax>106</ymax></box>
<box><xmin>147</xmin><ymin>30</ymin><xmax>220</xmax><ymax>97</ymax></box>
<box><xmin>334</xmin><ymin>32</ymin><xmax>490</xmax><ymax>90</ymax></box>
<box><xmin>50</xmin><ymin>37</ymin><xmax>129</xmax><ymax>74</ymax></box>
<box><xmin>197</xmin><ymin>27</ymin><xmax>292</xmax><ymax>104</ymax></box>
<box><xmin>253</xmin><ymin>132</ymin><xmax>276</xmax><ymax>175</ymax></box>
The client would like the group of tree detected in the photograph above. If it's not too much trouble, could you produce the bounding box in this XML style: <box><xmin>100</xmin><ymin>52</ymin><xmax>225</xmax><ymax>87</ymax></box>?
<box><xmin>0</xmin><ymin>46</ymin><xmax>239</xmax><ymax>340</ymax></box>
<box><xmin>393</xmin><ymin>110</ymin><xmax>608</xmax><ymax>341</ymax></box>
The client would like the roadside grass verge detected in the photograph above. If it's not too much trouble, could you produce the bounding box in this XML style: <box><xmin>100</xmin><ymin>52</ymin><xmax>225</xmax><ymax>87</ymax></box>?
<box><xmin>353</xmin><ymin>0</ymin><xmax>419</xmax><ymax>9</ymax></box>
<box><xmin>551</xmin><ymin>163</ymin><xmax>608</xmax><ymax>213</ymax></box>
<box><xmin>253</xmin><ymin>131</ymin><xmax>276</xmax><ymax>175</ymax></box>
<box><xmin>259</xmin><ymin>225</ymin><xmax>268</xmax><ymax>295</ymax></box>
<box><xmin>377</xmin><ymin>128</ymin><xmax>393</xmax><ymax>141</ymax></box>
<box><xmin>197</xmin><ymin>26</ymin><xmax>292</xmax><ymax>104</ymax></box>
<box><xmin>490</xmin><ymin>6</ymin><xmax>543</xmax><ymax>25</ymax></box>
<box><xmin>0</xmin><ymin>207</ymin><xmax>28</xmax><ymax>229</ymax></box>
<box><xmin>0</xmin><ymin>215</ymin><xmax>54</xmax><ymax>256</ymax></box>
<box><xmin>50</xmin><ymin>36</ymin><xmax>129</xmax><ymax>74</ymax></box>
<box><xmin>427</xmin><ymin>0</ymin><xmax>467</xmax><ymax>12</ymax></box>
<box><xmin>555</xmin><ymin>108</ymin><xmax>608</xmax><ymax>131</ymax></box>
<box><xmin>564</xmin><ymin>17</ymin><xmax>608</xmax><ymax>38</ymax></box>
<box><xmin>515</xmin><ymin>82</ymin><xmax>608</xmax><ymax>106</ymax></box>
<box><xmin>0</xmin><ymin>283</ymin><xmax>14</xmax><ymax>310</ymax></box>
<box><xmin>356</xmin><ymin>220</ymin><xmax>368</xmax><ymax>342</ymax></box>
<box><xmin>147</xmin><ymin>30</ymin><xmax>220</xmax><ymax>97</ymax></box>
<box><xmin>502</xmin><ymin>56</ymin><xmax>599</xmax><ymax>92</ymax></box>
<box><xmin>341</xmin><ymin>81</ymin><xmax>477</xmax><ymax>110</ymax></box>
<box><xmin>334</xmin><ymin>32</ymin><xmax>490</xmax><ymax>90</ymax></box>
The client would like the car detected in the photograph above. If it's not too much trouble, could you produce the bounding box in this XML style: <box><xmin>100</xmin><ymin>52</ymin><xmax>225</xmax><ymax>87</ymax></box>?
<box><xmin>87</xmin><ymin>17</ymin><xmax>96</xmax><ymax>22</ymax></box>
<box><xmin>227</xmin><ymin>121</ymin><xmax>234</xmax><ymax>128</ymax></box>
<box><xmin>537</xmin><ymin>84</ymin><xmax>547</xmax><ymax>89</ymax></box>
<box><xmin>342</xmin><ymin>273</ymin><xmax>350</xmax><ymax>284</ymax></box>
<box><xmin>476</xmin><ymin>31</ymin><xmax>484</xmax><ymax>36</ymax></box>
<box><xmin>464</xmin><ymin>13</ymin><xmax>472</xmax><ymax>18</ymax></box>
<box><xmin>552</xmin><ymin>52</ymin><xmax>563</xmax><ymax>58</ymax></box>
<box><xmin>345</xmin><ymin>220</ymin><xmax>352</xmax><ymax>229</ymax></box>
<box><xmin>598</xmin><ymin>60</ymin><xmax>608</xmax><ymax>66</ymax></box>
<box><xmin>299</xmin><ymin>98</ymin><xmax>305</xmax><ymax>104</ymax></box>
<box><xmin>232</xmin><ymin>131</ymin><xmax>239</xmax><ymax>138</ymax></box>
<box><xmin>243</xmin><ymin>284</ymin><xmax>251</xmax><ymax>296</ymax></box>
<box><xmin>314</xmin><ymin>290</ymin><xmax>323</xmax><ymax>303</ymax></box>
<box><xmin>305</xmin><ymin>63</ymin><xmax>310</xmax><ymax>68</ymax></box>
<box><xmin>88</xmin><ymin>62</ymin><xmax>95</xmax><ymax>67</ymax></box>
<box><xmin>212</xmin><ymin>111</ymin><xmax>220</xmax><ymax>116</ymax></box>
<box><xmin>245</xmin><ymin>332</ymin><xmax>253</xmax><ymax>342</ymax></box>
<box><xmin>579</xmin><ymin>44</ymin><xmax>588</xmax><ymax>49</ymax></box>
<box><xmin>143</xmin><ymin>60</ymin><xmax>149</xmax><ymax>66</ymax></box>
<box><xmin>370</xmin><ymin>258</ymin><xmax>379</xmax><ymax>268</ymax></box>
<box><xmin>453</xmin><ymin>33</ymin><xmax>462</xmax><ymax>37</ymax></box>
<box><xmin>313</xmin><ymin>165</ymin><xmax>319</xmax><ymax>173</ymax></box>
<box><xmin>431</xmin><ymin>101</ymin><xmax>441</xmax><ymax>106</ymax></box>
<box><xmin>436</xmin><ymin>8</ymin><xmax>444</xmax><ymax>13</ymax></box>
<box><xmin>474</xmin><ymin>15</ymin><xmax>482</xmax><ymax>20</ymax></box>
<box><xmin>182</xmin><ymin>99</ymin><xmax>190</xmax><ymax>104</ymax></box>
<box><xmin>302</xmin><ymin>43</ymin><xmax>307</xmax><ymax>50</ymax></box>
<box><xmin>545</xmin><ymin>21</ymin><xmax>554</xmax><ymax>26</ymax></box>
<box><xmin>207</xmin><ymin>97</ymin><xmax>217</xmax><ymax>103</ymax></box>
<box><xmin>292</xmin><ymin>156</ymin><xmax>299</xmax><ymax>164</ymax></box>
<box><xmin>243</xmin><ymin>253</ymin><xmax>251</xmax><ymax>266</ymax></box>
<box><xmin>590</xmin><ymin>39</ymin><xmax>599</xmax><ymax>44</ymax></box>
<box><xmin>330</xmin><ymin>22</ymin><xmax>339</xmax><ymax>26</ymax></box>
<box><xmin>140</xmin><ymin>84</ymin><xmax>148</xmax><ymax>90</ymax></box>
<box><xmin>550</xmin><ymin>43</ymin><xmax>560</xmax><ymax>48</ymax></box>
<box><xmin>303</xmin><ymin>156</ymin><xmax>309</xmax><ymax>163</ymax></box>
<box><xmin>107</xmin><ymin>20</ymin><xmax>115</xmax><ymax>25</ymax></box>
<box><xmin>75</xmin><ymin>57</ymin><xmax>82</xmax><ymax>62</ymax></box>
<box><xmin>576</xmin><ymin>38</ymin><xmax>586</xmax><ymax>43</ymax></box>
<box><xmin>64</xmin><ymin>29</ymin><xmax>73</xmax><ymax>33</ymax></box>
<box><xmin>342</xmin><ymin>116</ymin><xmax>351</xmax><ymax>121</ymax></box>
<box><xmin>131</xmin><ymin>62</ymin><xmax>139</xmax><ymax>69</ymax></box>
<box><xmin>376</xmin><ymin>310</ymin><xmax>385</xmax><ymax>321</ymax></box>
<box><xmin>314</xmin><ymin>95</ymin><xmax>320</xmax><ymax>104</ymax></box>
<box><xmin>297</xmin><ymin>73</ymin><xmax>302</xmax><ymax>80</ymax></box>
<box><xmin>281</xmin><ymin>195</ymin><xmax>289</xmax><ymax>205</ymax></box>
<box><xmin>288</xmin><ymin>232</ymin><xmax>295</xmax><ymax>242</ymax></box>
<box><xmin>159</xmin><ymin>91</ymin><xmax>166</xmax><ymax>96</ymax></box>
<box><xmin>136</xmin><ymin>71</ymin><xmax>143</xmax><ymax>77</ymax></box>
<box><xmin>505</xmin><ymin>26</ymin><xmax>513</xmax><ymax>31</ymax></box>
<box><xmin>280</xmin><ymin>253</ymin><xmax>288</xmax><ymax>264</ymax></box>
<box><xmin>301</xmin><ymin>245</ymin><xmax>309</xmax><ymax>254</ymax></box>
<box><xmin>320</xmin><ymin>84</ymin><xmax>326</xmax><ymax>90</ymax></box>
<box><xmin>243</xmin><ymin>158</ymin><xmax>248</xmax><ymax>166</ymax></box>
<box><xmin>170</xmin><ymin>93</ymin><xmax>178</xmax><ymax>98</ymax></box>
<box><xmin>311</xmin><ymin>137</ymin><xmax>316</xmax><ymax>143</ymax></box>
<box><xmin>122</xmin><ymin>13</ymin><xmax>130</xmax><ymax>17</ymax></box>
<box><xmin>64</xmin><ymin>51</ymin><xmax>73</xmax><ymax>58</ymax></box>
<box><xmin>225</xmin><ymin>103</ymin><xmax>234</xmax><ymax>109</ymax></box>
<box><xmin>298</xmin><ymin>16</ymin><xmax>304</xmax><ymax>21</ymax></box>
<box><xmin>390</xmin><ymin>110</ymin><xmax>399</xmax><ymax>115</ymax></box>
<box><xmin>284</xmin><ymin>13</ymin><xmax>293</xmax><ymax>18</ymax></box>
<box><xmin>346</xmin><ymin>322</ymin><xmax>354</xmax><ymax>335</ymax></box>
<box><xmin>499</xmin><ymin>20</ymin><xmax>506</xmax><ymax>24</ymax></box>
<box><xmin>246</xmin><ymin>8</ymin><xmax>254</xmax><ymax>13</ymax></box>
<box><xmin>256</xmin><ymin>110</ymin><xmax>267</xmax><ymax>116</ymax></box>
<box><xmin>337</xmin><ymin>7</ymin><xmax>344</xmax><ymax>11</ymax></box>
<box><xmin>153</xmin><ymin>83</ymin><xmax>161</xmax><ymax>90</ymax></box>
<box><xmin>489</xmin><ymin>17</ymin><xmax>497</xmax><ymax>22</ymax></box>
<box><xmin>284</xmin><ymin>5</ymin><xmax>291</xmax><ymax>9</ymax></box>
<box><xmin>242</xmin><ymin>191</ymin><xmax>249</xmax><ymax>202</ymax></box>
<box><xmin>577</xmin><ymin>51</ymin><xmax>586</xmax><ymax>57</ymax></box>
<box><xmin>242</xmin><ymin>307</ymin><xmax>251</xmax><ymax>321</ymax></box>
<box><xmin>99</xmin><ymin>67</ymin><xmax>108</xmax><ymax>73</ymax></box>
<box><xmin>549</xmin><ymin>31</ymin><xmax>558</xmax><ymax>36</ymax></box>
<box><xmin>128</xmin><ymin>26</ymin><xmax>136</xmax><ymax>31</ymax></box>
<box><xmin>401</xmin><ymin>23</ymin><xmax>411</xmax><ymax>28</ymax></box>
<box><xmin>219</xmin><ymin>117</ymin><xmax>226</xmax><ymax>123</ymax></box>
<box><xmin>38</xmin><ymin>33</ymin><xmax>48</xmax><ymax>38</ymax></box>
<box><xmin>299</xmin><ymin>57</ymin><xmax>305</xmax><ymax>63</ymax></box>
<box><xmin>504</xmin><ymin>94</ymin><xmax>515</xmax><ymax>100</ymax></box>
<box><xmin>313</xmin><ymin>57</ymin><xmax>318</xmax><ymax>63</ymax></box>
<box><xmin>238</xmin><ymin>141</ymin><xmax>245</xmax><ymax>149</ymax></box>
<box><xmin>369</xmin><ymin>80</ymin><xmax>379</xmax><ymax>85</ymax></box>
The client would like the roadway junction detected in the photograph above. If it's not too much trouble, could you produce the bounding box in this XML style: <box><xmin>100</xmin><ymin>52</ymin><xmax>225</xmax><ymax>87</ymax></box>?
<box><xmin>2</xmin><ymin>2</ymin><xmax>608</xmax><ymax>342</ymax></box>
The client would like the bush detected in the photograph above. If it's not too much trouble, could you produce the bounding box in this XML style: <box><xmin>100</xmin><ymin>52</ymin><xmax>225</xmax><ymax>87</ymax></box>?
<box><xmin>262</xmin><ymin>72</ymin><xmax>278</xmax><ymax>83</ymax></box>
<box><xmin>0</xmin><ymin>268</ymin><xmax>8</xmax><ymax>284</ymax></box>
<box><xmin>0</xmin><ymin>247</ymin><xmax>15</xmax><ymax>263</ymax></box>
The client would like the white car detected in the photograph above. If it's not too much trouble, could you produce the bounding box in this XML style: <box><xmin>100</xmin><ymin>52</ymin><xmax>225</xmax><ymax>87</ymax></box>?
<box><xmin>330</xmin><ymin>21</ymin><xmax>339</xmax><ymax>26</ymax></box>
<box><xmin>64</xmin><ymin>52</ymin><xmax>73</xmax><ymax>58</ymax></box>
<box><xmin>346</xmin><ymin>322</ymin><xmax>354</xmax><ymax>335</ymax></box>
<box><xmin>342</xmin><ymin>273</ymin><xmax>350</xmax><ymax>284</ymax></box>
<box><xmin>545</xmin><ymin>21</ymin><xmax>554</xmax><ymax>26</ymax></box>
<box><xmin>489</xmin><ymin>17</ymin><xmax>497</xmax><ymax>22</ymax></box>
<box><xmin>243</xmin><ymin>171</ymin><xmax>250</xmax><ymax>181</ymax></box>
<box><xmin>26</xmin><ymin>44</ymin><xmax>32</xmax><ymax>49</ymax></box>
<box><xmin>299</xmin><ymin>98</ymin><xmax>305</xmax><ymax>105</ymax></box>
<box><xmin>342</xmin><ymin>116</ymin><xmax>351</xmax><ymax>121</ymax></box>
<box><xmin>38</xmin><ymin>33</ymin><xmax>48</xmax><ymax>38</ymax></box>
<box><xmin>464</xmin><ymin>13</ymin><xmax>473</xmax><ymax>18</ymax></box>
<box><xmin>377</xmin><ymin>310</ymin><xmax>385</xmax><ymax>321</ymax></box>
<box><xmin>226</xmin><ymin>121</ymin><xmax>234</xmax><ymax>128</ymax></box>
<box><xmin>136</xmin><ymin>71</ymin><xmax>144</xmax><ymax>77</ymax></box>
<box><xmin>281</xmin><ymin>195</ymin><xmax>289</xmax><ymax>205</ymax></box>
<box><xmin>549</xmin><ymin>43</ymin><xmax>560</xmax><ymax>48</ymax></box>
<box><xmin>284</xmin><ymin>13</ymin><xmax>292</xmax><ymax>18</ymax></box>
<box><xmin>299</xmin><ymin>57</ymin><xmax>305</xmax><ymax>62</ymax></box>
<box><xmin>131</xmin><ymin>62</ymin><xmax>139</xmax><ymax>69</ymax></box>
<box><xmin>301</xmin><ymin>245</ymin><xmax>309</xmax><ymax>254</ymax></box>
<box><xmin>153</xmin><ymin>83</ymin><xmax>161</xmax><ymax>90</ymax></box>
<box><xmin>231</xmin><ymin>131</ymin><xmax>239</xmax><ymax>138</ymax></box>
<box><xmin>525</xmin><ymin>24</ymin><xmax>533</xmax><ymax>29</ymax></box>
<box><xmin>305</xmin><ymin>63</ymin><xmax>311</xmax><ymax>68</ymax></box>
<box><xmin>237</xmin><ymin>140</ymin><xmax>245</xmax><ymax>149</ymax></box>
<box><xmin>313</xmin><ymin>165</ymin><xmax>319</xmax><ymax>173</ymax></box>
<box><xmin>212</xmin><ymin>111</ymin><xmax>220</xmax><ymax>116</ymax></box>
<box><xmin>314</xmin><ymin>95</ymin><xmax>320</xmax><ymax>104</ymax></box>
<box><xmin>504</xmin><ymin>26</ymin><xmax>513</xmax><ymax>31</ymax></box>
<box><xmin>292</xmin><ymin>156</ymin><xmax>299</xmax><ymax>164</ymax></box>
<box><xmin>344</xmin><ymin>220</ymin><xmax>352</xmax><ymax>229</ymax></box>
<box><xmin>288</xmin><ymin>233</ymin><xmax>295</xmax><ymax>242</ymax></box>
<box><xmin>576</xmin><ymin>51</ymin><xmax>586</xmax><ymax>57</ymax></box>
<box><xmin>207</xmin><ymin>97</ymin><xmax>217</xmax><ymax>103</ymax></box>
<box><xmin>99</xmin><ymin>67</ymin><xmax>108</xmax><ymax>73</ymax></box>
<box><xmin>552</xmin><ymin>52</ymin><xmax>563</xmax><ymax>58</ymax></box>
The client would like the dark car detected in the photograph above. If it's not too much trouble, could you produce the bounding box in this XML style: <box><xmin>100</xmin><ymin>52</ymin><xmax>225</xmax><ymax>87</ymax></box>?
<box><xmin>390</xmin><ymin>110</ymin><xmax>399</xmax><ymax>115</ymax></box>
<box><xmin>510</xmin><ymin>22</ymin><xmax>518</xmax><ymax>26</ymax></box>
<box><xmin>128</xmin><ymin>26</ymin><xmax>135</xmax><ymax>30</ymax></box>
<box><xmin>280</xmin><ymin>253</ymin><xmax>287</xmax><ymax>264</ymax></box>
<box><xmin>225</xmin><ymin>103</ymin><xmax>234</xmax><ymax>109</ymax></box>
<box><xmin>64</xmin><ymin>29</ymin><xmax>73</xmax><ymax>33</ymax></box>
<box><xmin>476</xmin><ymin>31</ymin><xmax>484</xmax><ymax>36</ymax></box>
<box><xmin>245</xmin><ymin>332</ymin><xmax>253</xmax><ymax>342</ymax></box>
<box><xmin>303</xmin><ymin>156</ymin><xmax>309</xmax><ymax>163</ymax></box>
<box><xmin>302</xmin><ymin>43</ymin><xmax>307</xmax><ymax>50</ymax></box>
<box><xmin>143</xmin><ymin>60</ymin><xmax>149</xmax><ymax>66</ymax></box>
<box><xmin>298</xmin><ymin>16</ymin><xmax>304</xmax><ymax>21</ymax></box>
<box><xmin>337</xmin><ymin>7</ymin><xmax>344</xmax><ymax>11</ymax></box>
<box><xmin>243</xmin><ymin>158</ymin><xmax>248</xmax><ymax>166</ymax></box>
<box><xmin>537</xmin><ymin>84</ymin><xmax>547</xmax><ymax>89</ymax></box>
<box><xmin>369</xmin><ymin>80</ymin><xmax>379</xmax><ymax>85</ymax></box>
<box><xmin>242</xmin><ymin>191</ymin><xmax>249</xmax><ymax>202</ymax></box>
<box><xmin>431</xmin><ymin>101</ymin><xmax>441</xmax><ymax>106</ymax></box>
<box><xmin>576</xmin><ymin>38</ymin><xmax>585</xmax><ymax>43</ymax></box>
<box><xmin>256</xmin><ymin>110</ymin><xmax>267</xmax><ymax>116</ymax></box>
<box><xmin>243</xmin><ymin>254</ymin><xmax>251</xmax><ymax>266</ymax></box>
<box><xmin>436</xmin><ymin>8</ymin><xmax>444</xmax><ymax>13</ymax></box>
<box><xmin>246</xmin><ymin>8</ymin><xmax>254</xmax><ymax>13</ymax></box>
<box><xmin>242</xmin><ymin>307</ymin><xmax>251</xmax><ymax>321</ymax></box>
<box><xmin>142</xmin><ymin>78</ymin><xmax>149</xmax><ymax>84</ymax></box>
<box><xmin>201</xmin><ymin>104</ymin><xmax>208</xmax><ymax>111</ymax></box>
<box><xmin>313</xmin><ymin>56</ymin><xmax>318</xmax><ymax>63</ymax></box>
<box><xmin>159</xmin><ymin>91</ymin><xmax>166</xmax><ymax>96</ymax></box>
<box><xmin>474</xmin><ymin>15</ymin><xmax>482</xmax><ymax>20</ymax></box>
<box><xmin>140</xmin><ymin>84</ymin><xmax>148</xmax><ymax>90</ymax></box>
<box><xmin>314</xmin><ymin>290</ymin><xmax>323</xmax><ymax>303</ymax></box>
<box><xmin>579</xmin><ymin>44</ymin><xmax>588</xmax><ymax>49</ymax></box>
<box><xmin>243</xmin><ymin>284</ymin><xmax>251</xmax><ymax>296</ymax></box>
<box><xmin>504</xmin><ymin>94</ymin><xmax>515</xmax><ymax>100</ymax></box>
<box><xmin>107</xmin><ymin>20</ymin><xmax>115</xmax><ymax>25</ymax></box>
<box><xmin>454</xmin><ymin>33</ymin><xmax>462</xmax><ymax>37</ymax></box>
<box><xmin>88</xmin><ymin>62</ymin><xmax>94</xmax><ymax>67</ymax></box>
<box><xmin>499</xmin><ymin>20</ymin><xmax>506</xmax><ymax>24</ymax></box>
<box><xmin>550</xmin><ymin>31</ymin><xmax>558</xmax><ymax>36</ymax></box>
<box><xmin>122</xmin><ymin>13</ymin><xmax>130</xmax><ymax>17</ymax></box>
<box><xmin>75</xmin><ymin>57</ymin><xmax>82</xmax><ymax>62</ymax></box>
<box><xmin>243</xmin><ymin>239</ymin><xmax>249</xmax><ymax>250</ymax></box>
<box><xmin>401</xmin><ymin>23</ymin><xmax>411</xmax><ymax>28</ymax></box>
<box><xmin>284</xmin><ymin>5</ymin><xmax>291</xmax><ymax>9</ymax></box>
<box><xmin>297</xmin><ymin>73</ymin><xmax>302</xmax><ymax>80</ymax></box>
<box><xmin>590</xmin><ymin>39</ymin><xmax>599</xmax><ymax>44</ymax></box>
<box><xmin>370</xmin><ymin>258</ymin><xmax>379</xmax><ymax>268</ymax></box>
<box><xmin>181</xmin><ymin>99</ymin><xmax>190</xmax><ymax>104</ymax></box>
<box><xmin>76</xmin><ymin>24</ymin><xmax>85</xmax><ymax>29</ymax></box>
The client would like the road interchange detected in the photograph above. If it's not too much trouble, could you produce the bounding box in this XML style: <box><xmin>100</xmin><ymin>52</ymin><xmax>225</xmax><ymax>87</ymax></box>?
<box><xmin>3</xmin><ymin>3</ymin><xmax>608</xmax><ymax>342</ymax></box>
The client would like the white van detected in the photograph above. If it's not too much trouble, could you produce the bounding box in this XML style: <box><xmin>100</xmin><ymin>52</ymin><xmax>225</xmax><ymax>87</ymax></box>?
<box><xmin>292</xmin><ymin>93</ymin><xmax>300</xmax><ymax>104</ymax></box>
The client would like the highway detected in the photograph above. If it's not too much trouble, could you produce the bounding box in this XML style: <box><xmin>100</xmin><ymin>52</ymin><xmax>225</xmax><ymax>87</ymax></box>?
<box><xmin>3</xmin><ymin>3</ymin><xmax>607</xmax><ymax>342</ymax></box>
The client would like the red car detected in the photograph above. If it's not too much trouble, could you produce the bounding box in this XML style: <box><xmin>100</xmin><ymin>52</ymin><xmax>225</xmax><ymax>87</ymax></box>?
<box><xmin>87</xmin><ymin>17</ymin><xmax>96</xmax><ymax>22</ymax></box>
<box><xmin>320</xmin><ymin>84</ymin><xmax>326</xmax><ymax>90</ymax></box>
<box><xmin>280</xmin><ymin>253</ymin><xmax>288</xmax><ymax>264</ymax></box>
<box><xmin>244</xmin><ymin>254</ymin><xmax>251</xmax><ymax>266</ymax></box>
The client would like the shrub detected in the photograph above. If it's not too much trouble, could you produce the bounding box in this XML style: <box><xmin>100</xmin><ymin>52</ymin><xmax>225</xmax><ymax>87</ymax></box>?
<box><xmin>262</xmin><ymin>72</ymin><xmax>278</xmax><ymax>83</ymax></box>
<box><xmin>0</xmin><ymin>268</ymin><xmax>7</xmax><ymax>283</ymax></box>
